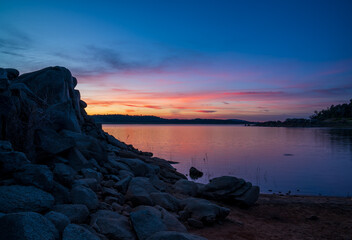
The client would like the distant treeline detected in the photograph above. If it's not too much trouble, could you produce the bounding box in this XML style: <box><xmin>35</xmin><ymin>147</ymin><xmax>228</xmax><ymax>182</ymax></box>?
<box><xmin>257</xmin><ymin>99</ymin><xmax>352</xmax><ymax>127</ymax></box>
<box><xmin>91</xmin><ymin>114</ymin><xmax>249</xmax><ymax>125</ymax></box>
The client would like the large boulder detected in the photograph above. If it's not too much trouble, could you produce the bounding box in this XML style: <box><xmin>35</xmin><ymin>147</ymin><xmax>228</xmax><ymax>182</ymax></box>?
<box><xmin>0</xmin><ymin>151</ymin><xmax>30</xmax><ymax>175</ymax></box>
<box><xmin>70</xmin><ymin>185</ymin><xmax>99</xmax><ymax>210</ymax></box>
<box><xmin>35</xmin><ymin>128</ymin><xmax>75</xmax><ymax>155</ymax></box>
<box><xmin>0</xmin><ymin>185</ymin><xmax>54</xmax><ymax>213</ymax></box>
<box><xmin>146</xmin><ymin>231</ymin><xmax>207</xmax><ymax>240</ymax></box>
<box><xmin>200</xmin><ymin>176</ymin><xmax>260</xmax><ymax>206</ymax></box>
<box><xmin>53</xmin><ymin>204</ymin><xmax>89</xmax><ymax>223</ymax></box>
<box><xmin>118</xmin><ymin>158</ymin><xmax>158</xmax><ymax>177</ymax></box>
<box><xmin>14</xmin><ymin>164</ymin><xmax>54</xmax><ymax>191</ymax></box>
<box><xmin>130</xmin><ymin>206</ymin><xmax>167</xmax><ymax>240</ymax></box>
<box><xmin>180</xmin><ymin>198</ymin><xmax>230</xmax><ymax>225</ymax></box>
<box><xmin>81</xmin><ymin>168</ymin><xmax>103</xmax><ymax>182</ymax></box>
<box><xmin>73</xmin><ymin>178</ymin><xmax>101</xmax><ymax>192</ymax></box>
<box><xmin>0</xmin><ymin>212</ymin><xmax>58</xmax><ymax>240</ymax></box>
<box><xmin>45</xmin><ymin>211</ymin><xmax>71</xmax><ymax>233</ymax></box>
<box><xmin>53</xmin><ymin>163</ymin><xmax>77</xmax><ymax>187</ymax></box>
<box><xmin>150</xmin><ymin>192</ymin><xmax>181</xmax><ymax>212</ymax></box>
<box><xmin>174</xmin><ymin>179</ymin><xmax>198</xmax><ymax>197</ymax></box>
<box><xmin>63</xmin><ymin>224</ymin><xmax>100</xmax><ymax>240</ymax></box>
<box><xmin>90</xmin><ymin>210</ymin><xmax>135</xmax><ymax>240</ymax></box>
<box><xmin>126</xmin><ymin>177</ymin><xmax>159</xmax><ymax>206</ymax></box>
<box><xmin>51</xmin><ymin>181</ymin><xmax>71</xmax><ymax>204</ymax></box>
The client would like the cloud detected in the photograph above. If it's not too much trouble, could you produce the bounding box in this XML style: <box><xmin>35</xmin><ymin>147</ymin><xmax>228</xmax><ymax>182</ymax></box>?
<box><xmin>195</xmin><ymin>110</ymin><xmax>217</xmax><ymax>113</ymax></box>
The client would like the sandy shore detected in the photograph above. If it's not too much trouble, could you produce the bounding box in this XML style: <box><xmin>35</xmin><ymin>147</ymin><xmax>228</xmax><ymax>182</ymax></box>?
<box><xmin>190</xmin><ymin>194</ymin><xmax>352</xmax><ymax>240</ymax></box>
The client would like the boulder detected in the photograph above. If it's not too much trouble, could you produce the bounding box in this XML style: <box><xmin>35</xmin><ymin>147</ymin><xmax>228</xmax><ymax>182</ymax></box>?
<box><xmin>67</xmin><ymin>148</ymin><xmax>91</xmax><ymax>171</ymax></box>
<box><xmin>81</xmin><ymin>168</ymin><xmax>103</xmax><ymax>182</ymax></box>
<box><xmin>73</xmin><ymin>178</ymin><xmax>101</xmax><ymax>192</ymax></box>
<box><xmin>35</xmin><ymin>128</ymin><xmax>75</xmax><ymax>155</ymax></box>
<box><xmin>126</xmin><ymin>177</ymin><xmax>159</xmax><ymax>206</ymax></box>
<box><xmin>45</xmin><ymin>211</ymin><xmax>71</xmax><ymax>233</ymax></box>
<box><xmin>61</xmin><ymin>130</ymin><xmax>107</xmax><ymax>163</ymax></box>
<box><xmin>53</xmin><ymin>163</ymin><xmax>76</xmax><ymax>187</ymax></box>
<box><xmin>114</xmin><ymin>176</ymin><xmax>132</xmax><ymax>194</ymax></box>
<box><xmin>174</xmin><ymin>179</ymin><xmax>198</xmax><ymax>196</ymax></box>
<box><xmin>189</xmin><ymin>167</ymin><xmax>203</xmax><ymax>180</ymax></box>
<box><xmin>90</xmin><ymin>210</ymin><xmax>135</xmax><ymax>240</ymax></box>
<box><xmin>118</xmin><ymin>158</ymin><xmax>158</xmax><ymax>177</ymax></box>
<box><xmin>130</xmin><ymin>206</ymin><xmax>167</xmax><ymax>240</ymax></box>
<box><xmin>0</xmin><ymin>151</ymin><xmax>30</xmax><ymax>175</ymax></box>
<box><xmin>14</xmin><ymin>164</ymin><xmax>54</xmax><ymax>191</ymax></box>
<box><xmin>70</xmin><ymin>185</ymin><xmax>99</xmax><ymax>210</ymax></box>
<box><xmin>0</xmin><ymin>212</ymin><xmax>58</xmax><ymax>240</ymax></box>
<box><xmin>63</xmin><ymin>224</ymin><xmax>100</xmax><ymax>240</ymax></box>
<box><xmin>150</xmin><ymin>192</ymin><xmax>181</xmax><ymax>212</ymax></box>
<box><xmin>51</xmin><ymin>181</ymin><xmax>71</xmax><ymax>204</ymax></box>
<box><xmin>146</xmin><ymin>231</ymin><xmax>207</xmax><ymax>240</ymax></box>
<box><xmin>180</xmin><ymin>198</ymin><xmax>230</xmax><ymax>224</ymax></box>
<box><xmin>53</xmin><ymin>204</ymin><xmax>89</xmax><ymax>223</ymax></box>
<box><xmin>200</xmin><ymin>176</ymin><xmax>259</xmax><ymax>206</ymax></box>
<box><xmin>0</xmin><ymin>185</ymin><xmax>54</xmax><ymax>213</ymax></box>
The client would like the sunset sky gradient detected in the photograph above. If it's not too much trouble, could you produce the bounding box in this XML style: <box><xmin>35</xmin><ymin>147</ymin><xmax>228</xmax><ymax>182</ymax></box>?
<box><xmin>1</xmin><ymin>0</ymin><xmax>352</xmax><ymax>121</ymax></box>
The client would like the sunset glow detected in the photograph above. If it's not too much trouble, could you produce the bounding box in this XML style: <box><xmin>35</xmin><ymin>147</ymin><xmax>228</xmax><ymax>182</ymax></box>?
<box><xmin>1</xmin><ymin>0</ymin><xmax>352</xmax><ymax>121</ymax></box>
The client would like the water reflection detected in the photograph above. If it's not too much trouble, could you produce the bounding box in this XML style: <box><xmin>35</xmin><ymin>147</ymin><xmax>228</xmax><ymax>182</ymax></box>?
<box><xmin>104</xmin><ymin>125</ymin><xmax>352</xmax><ymax>197</ymax></box>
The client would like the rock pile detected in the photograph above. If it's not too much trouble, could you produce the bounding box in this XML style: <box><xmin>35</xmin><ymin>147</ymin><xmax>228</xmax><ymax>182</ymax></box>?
<box><xmin>0</xmin><ymin>67</ymin><xmax>259</xmax><ymax>240</ymax></box>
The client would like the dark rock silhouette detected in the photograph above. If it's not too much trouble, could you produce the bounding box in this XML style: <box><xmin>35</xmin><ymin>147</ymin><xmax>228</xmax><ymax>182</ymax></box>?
<box><xmin>189</xmin><ymin>167</ymin><xmax>203</xmax><ymax>180</ymax></box>
<box><xmin>0</xmin><ymin>66</ymin><xmax>260</xmax><ymax>240</ymax></box>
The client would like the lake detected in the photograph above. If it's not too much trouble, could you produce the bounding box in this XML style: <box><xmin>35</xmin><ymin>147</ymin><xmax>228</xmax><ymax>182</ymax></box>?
<box><xmin>103</xmin><ymin>124</ymin><xmax>352</xmax><ymax>197</ymax></box>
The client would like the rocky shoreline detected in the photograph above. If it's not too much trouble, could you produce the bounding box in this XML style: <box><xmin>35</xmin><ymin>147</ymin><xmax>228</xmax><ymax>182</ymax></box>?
<box><xmin>0</xmin><ymin>67</ymin><xmax>259</xmax><ymax>240</ymax></box>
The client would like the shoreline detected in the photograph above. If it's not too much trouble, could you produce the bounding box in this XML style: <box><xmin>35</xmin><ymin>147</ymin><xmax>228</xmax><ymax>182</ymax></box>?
<box><xmin>190</xmin><ymin>194</ymin><xmax>352</xmax><ymax>239</ymax></box>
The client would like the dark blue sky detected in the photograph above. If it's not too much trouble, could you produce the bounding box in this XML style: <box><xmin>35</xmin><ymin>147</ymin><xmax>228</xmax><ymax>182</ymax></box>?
<box><xmin>1</xmin><ymin>0</ymin><xmax>352</xmax><ymax>120</ymax></box>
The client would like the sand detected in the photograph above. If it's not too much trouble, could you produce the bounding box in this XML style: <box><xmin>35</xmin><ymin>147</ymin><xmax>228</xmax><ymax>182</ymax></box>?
<box><xmin>189</xmin><ymin>194</ymin><xmax>352</xmax><ymax>240</ymax></box>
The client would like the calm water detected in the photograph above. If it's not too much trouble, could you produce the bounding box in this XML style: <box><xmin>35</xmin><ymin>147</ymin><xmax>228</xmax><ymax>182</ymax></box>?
<box><xmin>103</xmin><ymin>124</ymin><xmax>352</xmax><ymax>197</ymax></box>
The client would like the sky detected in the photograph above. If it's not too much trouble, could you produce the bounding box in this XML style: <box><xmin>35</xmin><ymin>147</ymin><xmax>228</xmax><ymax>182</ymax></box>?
<box><xmin>1</xmin><ymin>0</ymin><xmax>352</xmax><ymax>121</ymax></box>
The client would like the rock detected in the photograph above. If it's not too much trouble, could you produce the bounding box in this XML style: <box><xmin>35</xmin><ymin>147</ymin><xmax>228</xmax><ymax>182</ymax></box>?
<box><xmin>74</xmin><ymin>178</ymin><xmax>101</xmax><ymax>191</ymax></box>
<box><xmin>67</xmin><ymin>148</ymin><xmax>91</xmax><ymax>171</ymax></box>
<box><xmin>53</xmin><ymin>163</ymin><xmax>77</xmax><ymax>187</ymax></box>
<box><xmin>130</xmin><ymin>206</ymin><xmax>167</xmax><ymax>240</ymax></box>
<box><xmin>0</xmin><ymin>140</ymin><xmax>12</xmax><ymax>151</ymax></box>
<box><xmin>146</xmin><ymin>231</ymin><xmax>207</xmax><ymax>240</ymax></box>
<box><xmin>35</xmin><ymin>128</ymin><xmax>75</xmax><ymax>155</ymax></box>
<box><xmin>201</xmin><ymin>176</ymin><xmax>246</xmax><ymax>198</ymax></box>
<box><xmin>150</xmin><ymin>192</ymin><xmax>181</xmax><ymax>211</ymax></box>
<box><xmin>53</xmin><ymin>204</ymin><xmax>89</xmax><ymax>223</ymax></box>
<box><xmin>61</xmin><ymin>130</ymin><xmax>107</xmax><ymax>164</ymax></box>
<box><xmin>0</xmin><ymin>185</ymin><xmax>54</xmax><ymax>213</ymax></box>
<box><xmin>112</xmin><ymin>202</ymin><xmax>123</xmax><ymax>212</ymax></box>
<box><xmin>81</xmin><ymin>168</ymin><xmax>103</xmax><ymax>182</ymax></box>
<box><xmin>174</xmin><ymin>179</ymin><xmax>198</xmax><ymax>196</ymax></box>
<box><xmin>0</xmin><ymin>212</ymin><xmax>58</xmax><ymax>240</ymax></box>
<box><xmin>52</xmin><ymin>181</ymin><xmax>71</xmax><ymax>204</ymax></box>
<box><xmin>114</xmin><ymin>176</ymin><xmax>132</xmax><ymax>194</ymax></box>
<box><xmin>180</xmin><ymin>198</ymin><xmax>230</xmax><ymax>224</ymax></box>
<box><xmin>126</xmin><ymin>177</ymin><xmax>159</xmax><ymax>206</ymax></box>
<box><xmin>14</xmin><ymin>164</ymin><xmax>54</xmax><ymax>191</ymax></box>
<box><xmin>45</xmin><ymin>211</ymin><xmax>71</xmax><ymax>233</ymax></box>
<box><xmin>233</xmin><ymin>186</ymin><xmax>260</xmax><ymax>206</ymax></box>
<box><xmin>71</xmin><ymin>185</ymin><xmax>99</xmax><ymax>210</ymax></box>
<box><xmin>118</xmin><ymin>158</ymin><xmax>158</xmax><ymax>177</ymax></box>
<box><xmin>189</xmin><ymin>167</ymin><xmax>203</xmax><ymax>180</ymax></box>
<box><xmin>149</xmin><ymin>175</ymin><xmax>167</xmax><ymax>192</ymax></box>
<box><xmin>201</xmin><ymin>176</ymin><xmax>259</xmax><ymax>206</ymax></box>
<box><xmin>118</xmin><ymin>169</ymin><xmax>135</xmax><ymax>178</ymax></box>
<box><xmin>158</xmin><ymin>207</ymin><xmax>187</xmax><ymax>233</ymax></box>
<box><xmin>0</xmin><ymin>151</ymin><xmax>30</xmax><ymax>175</ymax></box>
<box><xmin>90</xmin><ymin>210</ymin><xmax>135</xmax><ymax>240</ymax></box>
<box><xmin>63</xmin><ymin>224</ymin><xmax>100</xmax><ymax>240</ymax></box>
<box><xmin>103</xmin><ymin>187</ymin><xmax>124</xmax><ymax>199</ymax></box>
<box><xmin>5</xmin><ymin>68</ymin><xmax>20</xmax><ymax>80</ymax></box>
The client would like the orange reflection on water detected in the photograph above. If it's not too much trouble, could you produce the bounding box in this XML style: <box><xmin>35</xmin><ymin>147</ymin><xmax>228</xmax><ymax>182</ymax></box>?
<box><xmin>104</xmin><ymin>124</ymin><xmax>352</xmax><ymax>196</ymax></box>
